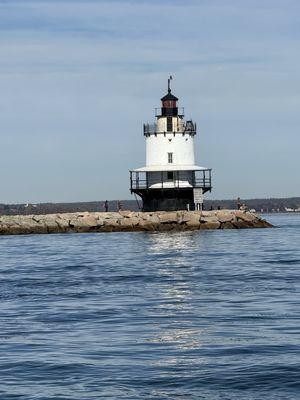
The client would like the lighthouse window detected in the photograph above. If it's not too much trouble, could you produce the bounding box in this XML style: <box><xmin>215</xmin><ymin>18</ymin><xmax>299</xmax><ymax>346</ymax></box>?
<box><xmin>167</xmin><ymin>117</ymin><xmax>172</xmax><ymax>132</ymax></box>
<box><xmin>167</xmin><ymin>172</ymin><xmax>174</xmax><ymax>180</ymax></box>
<box><xmin>168</xmin><ymin>152</ymin><xmax>173</xmax><ymax>163</ymax></box>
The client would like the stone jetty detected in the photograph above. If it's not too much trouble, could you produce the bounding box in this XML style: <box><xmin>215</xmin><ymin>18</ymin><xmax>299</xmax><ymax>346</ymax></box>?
<box><xmin>0</xmin><ymin>210</ymin><xmax>272</xmax><ymax>235</ymax></box>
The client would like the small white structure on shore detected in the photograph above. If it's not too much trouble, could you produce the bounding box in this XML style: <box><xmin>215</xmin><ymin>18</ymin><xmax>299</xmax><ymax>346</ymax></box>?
<box><xmin>130</xmin><ymin>77</ymin><xmax>212</xmax><ymax>211</ymax></box>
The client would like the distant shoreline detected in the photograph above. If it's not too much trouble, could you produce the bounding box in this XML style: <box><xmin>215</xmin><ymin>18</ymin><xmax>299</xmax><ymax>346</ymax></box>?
<box><xmin>0</xmin><ymin>197</ymin><xmax>299</xmax><ymax>216</ymax></box>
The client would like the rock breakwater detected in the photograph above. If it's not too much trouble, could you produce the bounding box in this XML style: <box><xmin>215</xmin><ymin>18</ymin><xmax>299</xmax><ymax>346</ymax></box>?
<box><xmin>0</xmin><ymin>210</ymin><xmax>272</xmax><ymax>235</ymax></box>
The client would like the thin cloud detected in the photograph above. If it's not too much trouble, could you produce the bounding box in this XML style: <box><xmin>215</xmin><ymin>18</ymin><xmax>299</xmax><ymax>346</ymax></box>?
<box><xmin>0</xmin><ymin>0</ymin><xmax>299</xmax><ymax>202</ymax></box>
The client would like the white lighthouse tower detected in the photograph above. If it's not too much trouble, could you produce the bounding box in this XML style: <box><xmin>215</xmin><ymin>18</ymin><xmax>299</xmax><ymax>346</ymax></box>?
<box><xmin>130</xmin><ymin>77</ymin><xmax>212</xmax><ymax>211</ymax></box>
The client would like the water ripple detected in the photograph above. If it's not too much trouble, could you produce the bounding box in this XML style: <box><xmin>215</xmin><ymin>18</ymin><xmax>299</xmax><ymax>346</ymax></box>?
<box><xmin>0</xmin><ymin>214</ymin><xmax>299</xmax><ymax>399</ymax></box>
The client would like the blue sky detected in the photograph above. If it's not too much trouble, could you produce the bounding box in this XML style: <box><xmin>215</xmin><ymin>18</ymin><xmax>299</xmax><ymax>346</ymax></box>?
<box><xmin>0</xmin><ymin>0</ymin><xmax>299</xmax><ymax>203</ymax></box>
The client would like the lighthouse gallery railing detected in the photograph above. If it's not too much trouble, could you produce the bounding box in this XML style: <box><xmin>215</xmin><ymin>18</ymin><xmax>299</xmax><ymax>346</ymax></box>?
<box><xmin>143</xmin><ymin>121</ymin><xmax>196</xmax><ymax>136</ymax></box>
<box><xmin>130</xmin><ymin>169</ymin><xmax>212</xmax><ymax>192</ymax></box>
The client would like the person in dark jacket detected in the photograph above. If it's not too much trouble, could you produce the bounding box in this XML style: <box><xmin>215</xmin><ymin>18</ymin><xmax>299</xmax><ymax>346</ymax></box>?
<box><xmin>103</xmin><ymin>200</ymin><xmax>108</xmax><ymax>212</ymax></box>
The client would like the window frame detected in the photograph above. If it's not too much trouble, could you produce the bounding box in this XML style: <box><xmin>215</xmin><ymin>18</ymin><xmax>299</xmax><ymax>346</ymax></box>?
<box><xmin>167</xmin><ymin>171</ymin><xmax>174</xmax><ymax>180</ymax></box>
<box><xmin>167</xmin><ymin>117</ymin><xmax>173</xmax><ymax>132</ymax></box>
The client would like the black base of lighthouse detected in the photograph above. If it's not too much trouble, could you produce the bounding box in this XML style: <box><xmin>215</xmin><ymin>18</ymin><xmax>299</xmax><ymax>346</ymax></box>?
<box><xmin>133</xmin><ymin>188</ymin><xmax>205</xmax><ymax>212</ymax></box>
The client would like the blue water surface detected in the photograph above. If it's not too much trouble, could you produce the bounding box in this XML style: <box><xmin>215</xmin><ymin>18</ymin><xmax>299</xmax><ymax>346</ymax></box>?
<box><xmin>0</xmin><ymin>214</ymin><xmax>299</xmax><ymax>399</ymax></box>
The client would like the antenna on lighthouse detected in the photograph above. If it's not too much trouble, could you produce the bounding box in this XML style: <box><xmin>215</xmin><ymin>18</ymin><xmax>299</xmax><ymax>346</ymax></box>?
<box><xmin>168</xmin><ymin>75</ymin><xmax>173</xmax><ymax>93</ymax></box>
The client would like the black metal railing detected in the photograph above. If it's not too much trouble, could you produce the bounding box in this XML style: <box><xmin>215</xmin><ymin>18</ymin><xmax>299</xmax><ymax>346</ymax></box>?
<box><xmin>143</xmin><ymin>120</ymin><xmax>196</xmax><ymax>136</ymax></box>
<box><xmin>130</xmin><ymin>169</ymin><xmax>212</xmax><ymax>191</ymax></box>
<box><xmin>143</xmin><ymin>123</ymin><xmax>157</xmax><ymax>135</ymax></box>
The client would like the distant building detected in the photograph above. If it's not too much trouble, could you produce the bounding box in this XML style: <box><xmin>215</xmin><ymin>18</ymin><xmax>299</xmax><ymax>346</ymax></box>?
<box><xmin>130</xmin><ymin>77</ymin><xmax>212</xmax><ymax>211</ymax></box>
<box><xmin>285</xmin><ymin>207</ymin><xmax>295</xmax><ymax>212</ymax></box>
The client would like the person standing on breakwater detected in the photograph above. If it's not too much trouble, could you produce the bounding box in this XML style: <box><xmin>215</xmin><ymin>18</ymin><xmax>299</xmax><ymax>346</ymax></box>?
<box><xmin>103</xmin><ymin>200</ymin><xmax>109</xmax><ymax>212</ymax></box>
<box><xmin>117</xmin><ymin>200</ymin><xmax>122</xmax><ymax>211</ymax></box>
<box><xmin>237</xmin><ymin>197</ymin><xmax>242</xmax><ymax>210</ymax></box>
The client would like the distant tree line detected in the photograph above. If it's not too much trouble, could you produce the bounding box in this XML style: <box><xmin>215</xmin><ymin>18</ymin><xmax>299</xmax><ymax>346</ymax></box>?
<box><xmin>205</xmin><ymin>197</ymin><xmax>300</xmax><ymax>212</ymax></box>
<box><xmin>0</xmin><ymin>200</ymin><xmax>139</xmax><ymax>215</ymax></box>
<box><xmin>0</xmin><ymin>197</ymin><xmax>300</xmax><ymax>215</ymax></box>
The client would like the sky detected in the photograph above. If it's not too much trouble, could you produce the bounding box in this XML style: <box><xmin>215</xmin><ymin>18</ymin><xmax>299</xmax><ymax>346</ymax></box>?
<box><xmin>0</xmin><ymin>0</ymin><xmax>299</xmax><ymax>203</ymax></box>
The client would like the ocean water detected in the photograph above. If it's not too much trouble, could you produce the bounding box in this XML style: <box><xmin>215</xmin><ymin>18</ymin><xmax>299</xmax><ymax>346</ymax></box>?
<box><xmin>0</xmin><ymin>214</ymin><xmax>299</xmax><ymax>400</ymax></box>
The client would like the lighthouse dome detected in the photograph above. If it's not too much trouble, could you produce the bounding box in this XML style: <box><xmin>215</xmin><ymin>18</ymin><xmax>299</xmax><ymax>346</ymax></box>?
<box><xmin>160</xmin><ymin>91</ymin><xmax>178</xmax><ymax>102</ymax></box>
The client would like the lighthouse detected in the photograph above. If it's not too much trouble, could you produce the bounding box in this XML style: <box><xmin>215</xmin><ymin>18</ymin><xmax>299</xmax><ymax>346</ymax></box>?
<box><xmin>130</xmin><ymin>77</ymin><xmax>212</xmax><ymax>211</ymax></box>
